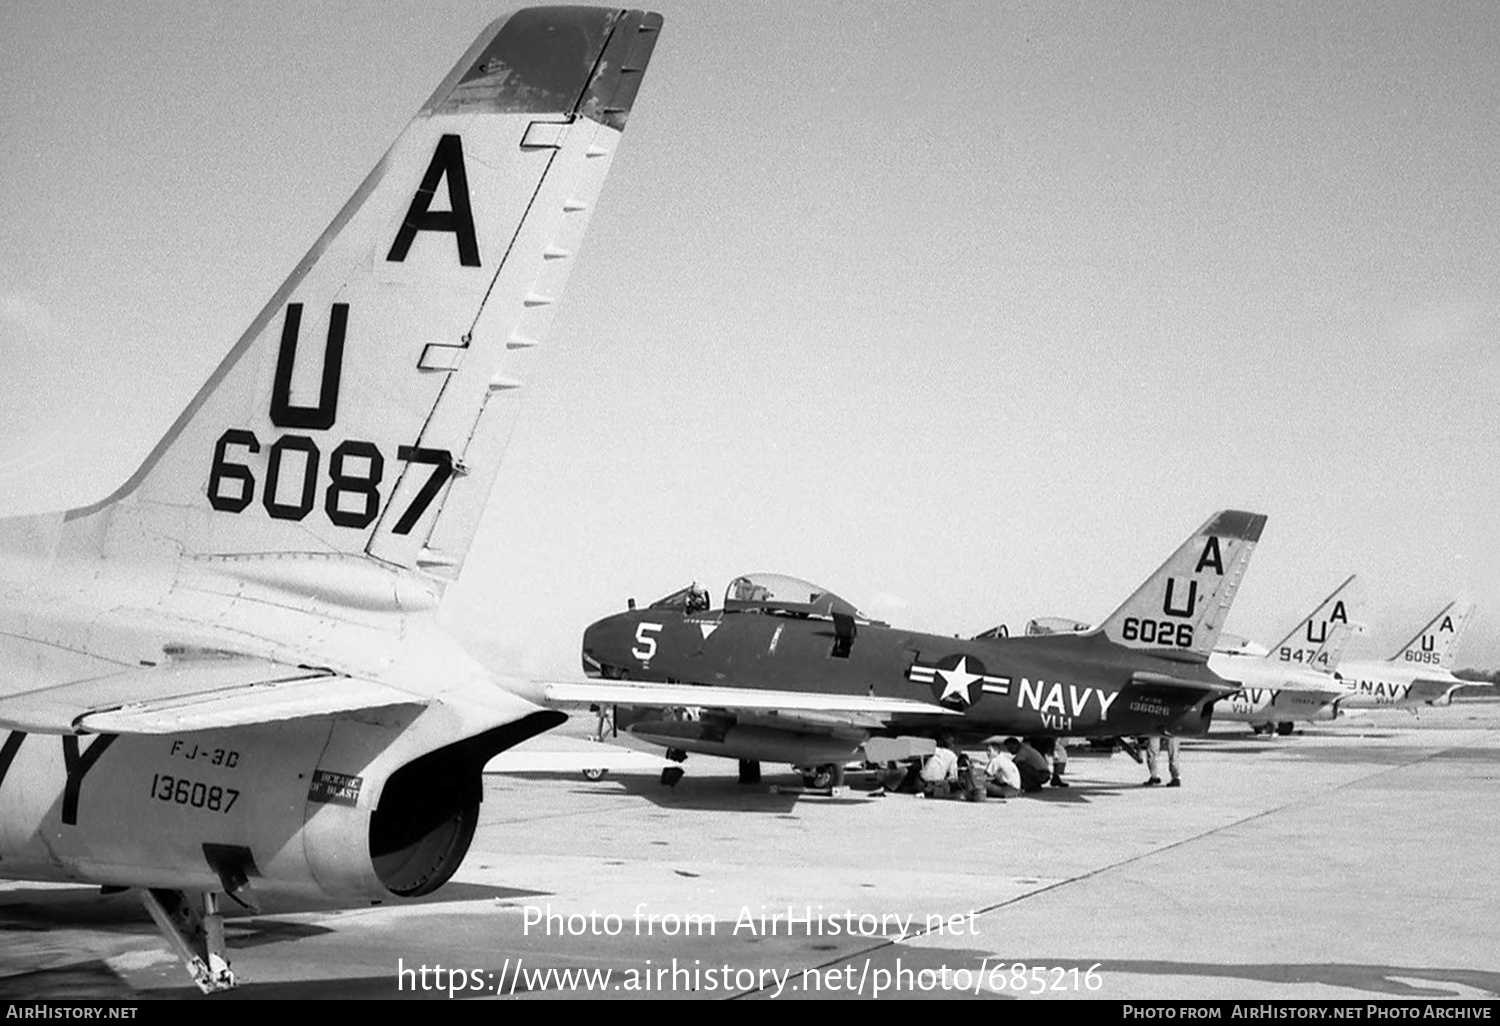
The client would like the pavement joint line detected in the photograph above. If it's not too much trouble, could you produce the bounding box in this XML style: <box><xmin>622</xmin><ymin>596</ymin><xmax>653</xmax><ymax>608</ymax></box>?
<box><xmin>730</xmin><ymin>727</ymin><xmax>1500</xmax><ymax>1000</ymax></box>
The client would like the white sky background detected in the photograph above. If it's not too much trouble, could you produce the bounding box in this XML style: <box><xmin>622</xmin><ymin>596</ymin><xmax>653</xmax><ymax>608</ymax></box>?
<box><xmin>1</xmin><ymin>1</ymin><xmax>1497</xmax><ymax>674</ymax></box>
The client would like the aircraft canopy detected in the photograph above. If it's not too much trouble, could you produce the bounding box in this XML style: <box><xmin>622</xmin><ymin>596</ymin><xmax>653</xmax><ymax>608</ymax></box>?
<box><xmin>1025</xmin><ymin>617</ymin><xmax>1092</xmax><ymax>637</ymax></box>
<box><xmin>647</xmin><ymin>583</ymin><xmax>712</xmax><ymax>613</ymax></box>
<box><xmin>724</xmin><ymin>573</ymin><xmax>865</xmax><ymax>619</ymax></box>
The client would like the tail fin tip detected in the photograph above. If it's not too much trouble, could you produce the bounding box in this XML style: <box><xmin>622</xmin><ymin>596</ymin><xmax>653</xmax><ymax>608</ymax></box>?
<box><xmin>1205</xmin><ymin>510</ymin><xmax>1267</xmax><ymax>543</ymax></box>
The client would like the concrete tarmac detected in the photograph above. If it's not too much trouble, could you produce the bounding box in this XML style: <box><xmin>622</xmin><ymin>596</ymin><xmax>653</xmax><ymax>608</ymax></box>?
<box><xmin>2</xmin><ymin>702</ymin><xmax>1497</xmax><ymax>1000</ymax></box>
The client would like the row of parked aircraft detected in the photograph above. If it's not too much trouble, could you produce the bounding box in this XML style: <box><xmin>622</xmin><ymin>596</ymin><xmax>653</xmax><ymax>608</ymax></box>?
<box><xmin>561</xmin><ymin>541</ymin><xmax>1473</xmax><ymax>787</ymax></box>
<box><xmin>0</xmin><ymin>7</ymin><xmax>1479</xmax><ymax>995</ymax></box>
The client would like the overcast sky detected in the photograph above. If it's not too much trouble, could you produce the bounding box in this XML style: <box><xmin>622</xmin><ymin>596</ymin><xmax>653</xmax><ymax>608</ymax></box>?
<box><xmin>2</xmin><ymin>1</ymin><xmax>1497</xmax><ymax>674</ymax></box>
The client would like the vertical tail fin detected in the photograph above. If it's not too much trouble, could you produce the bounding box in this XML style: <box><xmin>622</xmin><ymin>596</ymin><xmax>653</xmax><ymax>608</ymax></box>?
<box><xmin>60</xmin><ymin>8</ymin><xmax>663</xmax><ymax>582</ymax></box>
<box><xmin>1388</xmin><ymin>600</ymin><xmax>1473</xmax><ymax>670</ymax></box>
<box><xmin>1094</xmin><ymin>510</ymin><xmax>1268</xmax><ymax>661</ymax></box>
<box><xmin>1266</xmin><ymin>574</ymin><xmax>1364</xmax><ymax>671</ymax></box>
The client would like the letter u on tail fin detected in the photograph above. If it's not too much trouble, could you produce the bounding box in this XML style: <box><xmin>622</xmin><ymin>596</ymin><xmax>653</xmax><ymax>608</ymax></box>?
<box><xmin>1266</xmin><ymin>574</ymin><xmax>1364</xmax><ymax>670</ymax></box>
<box><xmin>58</xmin><ymin>8</ymin><xmax>663</xmax><ymax>583</ymax></box>
<box><xmin>1094</xmin><ymin>510</ymin><xmax>1268</xmax><ymax>661</ymax></box>
<box><xmin>1388</xmin><ymin>600</ymin><xmax>1474</xmax><ymax>669</ymax></box>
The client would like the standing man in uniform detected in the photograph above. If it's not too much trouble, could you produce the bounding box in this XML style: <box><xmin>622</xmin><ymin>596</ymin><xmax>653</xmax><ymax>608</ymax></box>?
<box><xmin>1142</xmin><ymin>734</ymin><xmax>1182</xmax><ymax>787</ymax></box>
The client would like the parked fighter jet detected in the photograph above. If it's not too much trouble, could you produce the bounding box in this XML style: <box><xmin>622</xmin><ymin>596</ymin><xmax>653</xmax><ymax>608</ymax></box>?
<box><xmin>1208</xmin><ymin>575</ymin><xmax>1362</xmax><ymax>735</ymax></box>
<box><xmin>1334</xmin><ymin>601</ymin><xmax>1476</xmax><ymax>710</ymax></box>
<box><xmin>547</xmin><ymin>511</ymin><xmax>1267</xmax><ymax>786</ymax></box>
<box><xmin>0</xmin><ymin>7</ymin><xmax>662</xmax><ymax>991</ymax></box>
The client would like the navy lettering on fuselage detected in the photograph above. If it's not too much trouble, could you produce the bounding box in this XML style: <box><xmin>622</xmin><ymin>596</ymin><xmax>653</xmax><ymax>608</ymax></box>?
<box><xmin>62</xmin><ymin>735</ymin><xmax>117</xmax><ymax>826</ymax></box>
<box><xmin>0</xmin><ymin>731</ymin><xmax>27</xmax><ymax>794</ymax></box>
<box><xmin>1355</xmin><ymin>679</ymin><xmax>1410</xmax><ymax>702</ymax></box>
<box><xmin>1015</xmin><ymin>679</ymin><xmax>1117</xmax><ymax>720</ymax></box>
<box><xmin>0</xmin><ymin>731</ymin><xmax>120</xmax><ymax>827</ymax></box>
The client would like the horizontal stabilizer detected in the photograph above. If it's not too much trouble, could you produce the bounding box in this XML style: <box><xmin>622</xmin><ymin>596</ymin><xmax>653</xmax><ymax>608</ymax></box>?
<box><xmin>1403</xmin><ymin>678</ymin><xmax>1467</xmax><ymax>707</ymax></box>
<box><xmin>1129</xmin><ymin>670</ymin><xmax>1239</xmax><ymax>698</ymax></box>
<box><xmin>485</xmin><ymin>744</ymin><xmax>673</xmax><ymax>775</ymax></box>
<box><xmin>542</xmin><ymin>681</ymin><xmax>963</xmax><ymax>717</ymax></box>
<box><xmin>0</xmin><ymin>657</ymin><xmax>424</xmax><ymax>735</ymax></box>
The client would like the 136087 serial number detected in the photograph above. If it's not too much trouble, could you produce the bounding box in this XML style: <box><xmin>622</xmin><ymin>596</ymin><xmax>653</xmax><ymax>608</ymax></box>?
<box><xmin>149</xmin><ymin>774</ymin><xmax>240</xmax><ymax>813</ymax></box>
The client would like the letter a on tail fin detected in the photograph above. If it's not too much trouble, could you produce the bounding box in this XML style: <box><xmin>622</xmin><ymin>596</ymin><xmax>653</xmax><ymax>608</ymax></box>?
<box><xmin>1094</xmin><ymin>510</ymin><xmax>1268</xmax><ymax>661</ymax></box>
<box><xmin>1388</xmin><ymin>600</ymin><xmax>1473</xmax><ymax>669</ymax></box>
<box><xmin>60</xmin><ymin>8</ymin><xmax>663</xmax><ymax>583</ymax></box>
<box><xmin>1267</xmin><ymin>574</ymin><xmax>1364</xmax><ymax>671</ymax></box>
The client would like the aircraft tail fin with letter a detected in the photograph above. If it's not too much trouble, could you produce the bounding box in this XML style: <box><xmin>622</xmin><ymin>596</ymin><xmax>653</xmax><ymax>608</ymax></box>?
<box><xmin>1093</xmin><ymin>510</ymin><xmax>1268</xmax><ymax>662</ymax></box>
<box><xmin>1387</xmin><ymin>600</ymin><xmax>1473</xmax><ymax>670</ymax></box>
<box><xmin>1266</xmin><ymin>574</ymin><xmax>1364</xmax><ymax>672</ymax></box>
<box><xmin>50</xmin><ymin>8</ymin><xmax>662</xmax><ymax>585</ymax></box>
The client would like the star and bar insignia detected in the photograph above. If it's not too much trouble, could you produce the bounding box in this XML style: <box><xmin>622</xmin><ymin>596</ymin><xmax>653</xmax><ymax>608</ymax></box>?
<box><xmin>907</xmin><ymin>653</ymin><xmax>1011</xmax><ymax>709</ymax></box>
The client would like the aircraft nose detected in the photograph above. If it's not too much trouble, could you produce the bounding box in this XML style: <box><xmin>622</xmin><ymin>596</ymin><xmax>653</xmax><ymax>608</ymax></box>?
<box><xmin>581</xmin><ymin>615</ymin><xmax>625</xmax><ymax>678</ymax></box>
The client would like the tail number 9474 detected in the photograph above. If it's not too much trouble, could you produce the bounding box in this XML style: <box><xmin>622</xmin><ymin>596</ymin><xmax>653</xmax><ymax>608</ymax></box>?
<box><xmin>1122</xmin><ymin>618</ymin><xmax>1194</xmax><ymax>648</ymax></box>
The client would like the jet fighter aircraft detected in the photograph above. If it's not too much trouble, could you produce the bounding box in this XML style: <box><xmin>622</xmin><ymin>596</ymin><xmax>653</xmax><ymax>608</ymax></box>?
<box><xmin>1207</xmin><ymin>575</ymin><xmax>1362</xmax><ymax>735</ymax></box>
<box><xmin>548</xmin><ymin>510</ymin><xmax>1267</xmax><ymax>786</ymax></box>
<box><xmin>1333</xmin><ymin>600</ymin><xmax>1476</xmax><ymax>710</ymax></box>
<box><xmin>0</xmin><ymin>7</ymin><xmax>662</xmax><ymax>991</ymax></box>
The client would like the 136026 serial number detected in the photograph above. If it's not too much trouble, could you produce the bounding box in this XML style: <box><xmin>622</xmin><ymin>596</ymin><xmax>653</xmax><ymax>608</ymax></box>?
<box><xmin>149</xmin><ymin>774</ymin><xmax>240</xmax><ymax>813</ymax></box>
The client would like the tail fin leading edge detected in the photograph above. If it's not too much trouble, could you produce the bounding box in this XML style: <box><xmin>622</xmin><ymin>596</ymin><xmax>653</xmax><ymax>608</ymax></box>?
<box><xmin>1095</xmin><ymin>510</ymin><xmax>1268</xmax><ymax>661</ymax></box>
<box><xmin>1388</xmin><ymin>600</ymin><xmax>1473</xmax><ymax>670</ymax></box>
<box><xmin>62</xmin><ymin>8</ymin><xmax>663</xmax><ymax>583</ymax></box>
<box><xmin>1267</xmin><ymin>574</ymin><xmax>1364</xmax><ymax>671</ymax></box>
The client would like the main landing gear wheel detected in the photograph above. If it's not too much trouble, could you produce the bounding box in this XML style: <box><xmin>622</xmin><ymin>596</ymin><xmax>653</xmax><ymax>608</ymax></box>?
<box><xmin>738</xmin><ymin>759</ymin><xmax>761</xmax><ymax>784</ymax></box>
<box><xmin>801</xmin><ymin>763</ymin><xmax>844</xmax><ymax>790</ymax></box>
<box><xmin>660</xmin><ymin>748</ymin><xmax>687</xmax><ymax>787</ymax></box>
<box><xmin>1276</xmin><ymin>721</ymin><xmax>1295</xmax><ymax>736</ymax></box>
<box><xmin>582</xmin><ymin>767</ymin><xmax>607</xmax><ymax>782</ymax></box>
<box><xmin>139</xmin><ymin>888</ymin><xmax>235</xmax><ymax>993</ymax></box>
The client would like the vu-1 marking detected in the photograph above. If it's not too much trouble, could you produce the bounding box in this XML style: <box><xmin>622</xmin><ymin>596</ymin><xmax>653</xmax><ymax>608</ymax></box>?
<box><xmin>0</xmin><ymin>7</ymin><xmax>663</xmax><ymax>992</ymax></box>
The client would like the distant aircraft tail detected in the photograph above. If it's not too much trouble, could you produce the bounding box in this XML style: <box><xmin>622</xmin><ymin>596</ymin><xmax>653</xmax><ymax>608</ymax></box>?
<box><xmin>1266</xmin><ymin>575</ymin><xmax>1364</xmax><ymax>671</ymax></box>
<box><xmin>1387</xmin><ymin>600</ymin><xmax>1473</xmax><ymax>670</ymax></box>
<box><xmin>1094</xmin><ymin>510</ymin><xmax>1267</xmax><ymax>661</ymax></box>
<box><xmin>51</xmin><ymin>8</ymin><xmax>662</xmax><ymax>583</ymax></box>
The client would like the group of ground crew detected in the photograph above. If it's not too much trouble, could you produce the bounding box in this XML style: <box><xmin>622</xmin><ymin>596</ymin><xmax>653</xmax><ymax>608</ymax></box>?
<box><xmin>874</xmin><ymin>731</ymin><xmax>1180</xmax><ymax>800</ymax></box>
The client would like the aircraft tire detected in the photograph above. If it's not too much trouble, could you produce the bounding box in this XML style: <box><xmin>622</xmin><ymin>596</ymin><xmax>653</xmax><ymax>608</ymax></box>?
<box><xmin>582</xmin><ymin>768</ymin><xmax>607</xmax><ymax>782</ymax></box>
<box><xmin>738</xmin><ymin>760</ymin><xmax>761</xmax><ymax>784</ymax></box>
<box><xmin>1276</xmin><ymin>721</ymin><xmax>1295</xmax><ymax>736</ymax></box>
<box><xmin>661</xmin><ymin>766</ymin><xmax>685</xmax><ymax>787</ymax></box>
<box><xmin>804</xmin><ymin>764</ymin><xmax>836</xmax><ymax>790</ymax></box>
